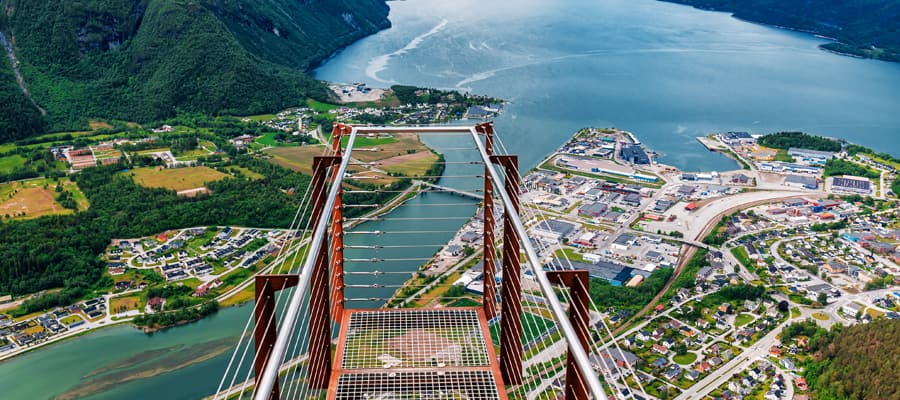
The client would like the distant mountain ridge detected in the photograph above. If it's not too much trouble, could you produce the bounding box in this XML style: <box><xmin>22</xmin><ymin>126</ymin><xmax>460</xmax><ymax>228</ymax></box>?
<box><xmin>0</xmin><ymin>0</ymin><xmax>390</xmax><ymax>141</ymax></box>
<box><xmin>662</xmin><ymin>0</ymin><xmax>900</xmax><ymax>62</ymax></box>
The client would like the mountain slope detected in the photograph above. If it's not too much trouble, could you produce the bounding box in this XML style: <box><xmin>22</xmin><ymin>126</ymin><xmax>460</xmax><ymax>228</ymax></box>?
<box><xmin>0</xmin><ymin>33</ymin><xmax>44</xmax><ymax>140</ymax></box>
<box><xmin>0</xmin><ymin>0</ymin><xmax>389</xmax><ymax>139</ymax></box>
<box><xmin>662</xmin><ymin>0</ymin><xmax>900</xmax><ymax>62</ymax></box>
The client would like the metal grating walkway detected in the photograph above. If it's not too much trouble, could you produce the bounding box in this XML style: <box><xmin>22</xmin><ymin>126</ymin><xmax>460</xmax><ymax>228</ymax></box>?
<box><xmin>329</xmin><ymin>308</ymin><xmax>507</xmax><ymax>400</ymax></box>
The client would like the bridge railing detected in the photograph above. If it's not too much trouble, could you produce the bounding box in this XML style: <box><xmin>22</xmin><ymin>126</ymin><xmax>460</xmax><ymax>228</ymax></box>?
<box><xmin>243</xmin><ymin>124</ymin><xmax>610</xmax><ymax>400</ymax></box>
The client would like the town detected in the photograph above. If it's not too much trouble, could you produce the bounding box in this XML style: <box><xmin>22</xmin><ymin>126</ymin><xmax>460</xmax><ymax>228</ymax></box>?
<box><xmin>371</xmin><ymin>127</ymin><xmax>900</xmax><ymax>400</ymax></box>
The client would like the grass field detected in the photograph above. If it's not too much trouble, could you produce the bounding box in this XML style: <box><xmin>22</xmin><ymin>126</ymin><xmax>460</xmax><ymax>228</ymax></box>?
<box><xmin>0</xmin><ymin>180</ymin><xmax>75</xmax><ymax>219</ymax></box>
<box><xmin>378</xmin><ymin>151</ymin><xmax>440</xmax><ymax>177</ymax></box>
<box><xmin>265</xmin><ymin>146</ymin><xmax>328</xmax><ymax>175</ymax></box>
<box><xmin>673</xmin><ymin>352</ymin><xmax>697</xmax><ymax>365</ymax></box>
<box><xmin>553</xmin><ymin>248</ymin><xmax>585</xmax><ymax>263</ymax></box>
<box><xmin>110</xmin><ymin>295</ymin><xmax>142</xmax><ymax>313</ymax></box>
<box><xmin>134</xmin><ymin>147</ymin><xmax>171</xmax><ymax>156</ymax></box>
<box><xmin>256</xmin><ymin>132</ymin><xmax>280</xmax><ymax>147</ymax></box>
<box><xmin>812</xmin><ymin>312</ymin><xmax>830</xmax><ymax>320</ymax></box>
<box><xmin>735</xmin><ymin>313</ymin><xmax>754</xmax><ymax>327</ymax></box>
<box><xmin>351</xmin><ymin>133</ymin><xmax>432</xmax><ymax>163</ymax></box>
<box><xmin>228</xmin><ymin>166</ymin><xmax>265</xmax><ymax>180</ymax></box>
<box><xmin>241</xmin><ymin>114</ymin><xmax>277</xmax><ymax>122</ymax></box>
<box><xmin>60</xmin><ymin>315</ymin><xmax>84</xmax><ymax>326</ymax></box>
<box><xmin>307</xmin><ymin>99</ymin><xmax>340</xmax><ymax>113</ymax></box>
<box><xmin>129</xmin><ymin>166</ymin><xmax>230</xmax><ymax>192</ymax></box>
<box><xmin>0</xmin><ymin>154</ymin><xmax>25</xmax><ymax>173</ymax></box>
<box><xmin>174</xmin><ymin>148</ymin><xmax>211</xmax><ymax>160</ymax></box>
<box><xmin>61</xmin><ymin>179</ymin><xmax>90</xmax><ymax>211</ymax></box>
<box><xmin>490</xmin><ymin>312</ymin><xmax>555</xmax><ymax>346</ymax></box>
<box><xmin>326</xmin><ymin>134</ymin><xmax>397</xmax><ymax>148</ymax></box>
<box><xmin>731</xmin><ymin>247</ymin><xmax>752</xmax><ymax>269</ymax></box>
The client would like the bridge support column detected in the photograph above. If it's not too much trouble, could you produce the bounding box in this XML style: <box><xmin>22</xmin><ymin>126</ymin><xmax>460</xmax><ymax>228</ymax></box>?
<box><xmin>309</xmin><ymin>155</ymin><xmax>341</xmax><ymax>389</ymax></box>
<box><xmin>492</xmin><ymin>154</ymin><xmax>523</xmax><ymax>386</ymax></box>
<box><xmin>253</xmin><ymin>275</ymin><xmax>300</xmax><ymax>400</ymax></box>
<box><xmin>546</xmin><ymin>270</ymin><xmax>591</xmax><ymax>400</ymax></box>
<box><xmin>479</xmin><ymin>122</ymin><xmax>498</xmax><ymax>321</ymax></box>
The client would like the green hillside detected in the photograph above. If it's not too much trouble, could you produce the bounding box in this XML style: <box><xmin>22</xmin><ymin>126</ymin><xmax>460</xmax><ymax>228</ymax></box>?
<box><xmin>0</xmin><ymin>0</ymin><xmax>389</xmax><ymax>140</ymax></box>
<box><xmin>662</xmin><ymin>0</ymin><xmax>900</xmax><ymax>62</ymax></box>
<box><xmin>800</xmin><ymin>319</ymin><xmax>900</xmax><ymax>400</ymax></box>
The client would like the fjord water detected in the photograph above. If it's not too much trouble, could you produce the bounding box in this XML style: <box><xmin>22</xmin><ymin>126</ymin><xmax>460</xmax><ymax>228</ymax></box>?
<box><xmin>316</xmin><ymin>0</ymin><xmax>900</xmax><ymax>171</ymax></box>
<box><xmin>4</xmin><ymin>0</ymin><xmax>900</xmax><ymax>398</ymax></box>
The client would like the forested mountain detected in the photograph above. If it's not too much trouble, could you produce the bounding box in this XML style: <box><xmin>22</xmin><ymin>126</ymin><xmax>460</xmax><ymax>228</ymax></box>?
<box><xmin>662</xmin><ymin>0</ymin><xmax>900</xmax><ymax>62</ymax></box>
<box><xmin>0</xmin><ymin>0</ymin><xmax>390</xmax><ymax>140</ymax></box>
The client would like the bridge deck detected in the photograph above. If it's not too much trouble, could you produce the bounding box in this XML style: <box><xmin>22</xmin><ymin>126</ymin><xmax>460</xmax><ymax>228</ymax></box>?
<box><xmin>329</xmin><ymin>308</ymin><xmax>508</xmax><ymax>400</ymax></box>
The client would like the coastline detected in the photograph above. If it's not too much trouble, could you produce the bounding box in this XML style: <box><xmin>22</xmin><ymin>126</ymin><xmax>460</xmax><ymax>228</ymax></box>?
<box><xmin>659</xmin><ymin>0</ymin><xmax>899</xmax><ymax>64</ymax></box>
<box><xmin>0</xmin><ymin>319</ymin><xmax>131</xmax><ymax>363</ymax></box>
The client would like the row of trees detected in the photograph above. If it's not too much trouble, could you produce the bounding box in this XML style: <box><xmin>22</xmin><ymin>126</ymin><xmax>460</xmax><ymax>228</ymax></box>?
<box><xmin>824</xmin><ymin>158</ymin><xmax>881</xmax><ymax>179</ymax></box>
<box><xmin>756</xmin><ymin>131</ymin><xmax>842</xmax><ymax>152</ymax></box>
<box><xmin>133</xmin><ymin>301</ymin><xmax>219</xmax><ymax>328</ymax></box>
<box><xmin>588</xmin><ymin>267</ymin><xmax>674</xmax><ymax>314</ymax></box>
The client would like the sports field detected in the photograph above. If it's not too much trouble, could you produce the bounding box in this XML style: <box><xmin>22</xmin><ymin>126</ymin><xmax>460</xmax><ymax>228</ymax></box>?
<box><xmin>129</xmin><ymin>166</ymin><xmax>229</xmax><ymax>191</ymax></box>
<box><xmin>490</xmin><ymin>312</ymin><xmax>556</xmax><ymax>346</ymax></box>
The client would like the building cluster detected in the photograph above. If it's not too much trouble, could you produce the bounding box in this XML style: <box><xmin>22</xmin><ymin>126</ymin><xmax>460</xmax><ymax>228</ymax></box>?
<box><xmin>123</xmin><ymin>227</ymin><xmax>281</xmax><ymax>282</ymax></box>
<box><xmin>609</xmin><ymin>278</ymin><xmax>788</xmax><ymax>398</ymax></box>
<box><xmin>524</xmin><ymin>170</ymin><xmax>652</xmax><ymax>223</ymax></box>
<box><xmin>761</xmin><ymin>198</ymin><xmax>856</xmax><ymax>225</ymax></box>
<box><xmin>552</xmin><ymin>128</ymin><xmax>658</xmax><ymax>183</ymax></box>
<box><xmin>0</xmin><ymin>298</ymin><xmax>101</xmax><ymax>352</ymax></box>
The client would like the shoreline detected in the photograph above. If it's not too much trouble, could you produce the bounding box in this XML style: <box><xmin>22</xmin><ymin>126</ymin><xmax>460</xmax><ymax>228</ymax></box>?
<box><xmin>660</xmin><ymin>1</ymin><xmax>898</xmax><ymax>64</ymax></box>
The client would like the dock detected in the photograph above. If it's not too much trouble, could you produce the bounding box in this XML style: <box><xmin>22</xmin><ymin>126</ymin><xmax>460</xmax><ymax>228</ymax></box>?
<box><xmin>696</xmin><ymin>136</ymin><xmax>726</xmax><ymax>151</ymax></box>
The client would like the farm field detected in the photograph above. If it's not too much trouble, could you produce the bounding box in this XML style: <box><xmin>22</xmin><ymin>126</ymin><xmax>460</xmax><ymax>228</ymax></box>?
<box><xmin>128</xmin><ymin>166</ymin><xmax>230</xmax><ymax>192</ymax></box>
<box><xmin>265</xmin><ymin>145</ymin><xmax>328</xmax><ymax>175</ymax></box>
<box><xmin>0</xmin><ymin>178</ymin><xmax>85</xmax><ymax>219</ymax></box>
<box><xmin>378</xmin><ymin>151</ymin><xmax>440</xmax><ymax>176</ymax></box>
<box><xmin>350</xmin><ymin>133</ymin><xmax>432</xmax><ymax>163</ymax></box>
<box><xmin>110</xmin><ymin>295</ymin><xmax>142</xmax><ymax>314</ymax></box>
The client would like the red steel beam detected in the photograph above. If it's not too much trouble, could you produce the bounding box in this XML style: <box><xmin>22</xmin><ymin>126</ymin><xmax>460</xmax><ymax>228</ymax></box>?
<box><xmin>330</xmin><ymin>123</ymin><xmax>351</xmax><ymax>322</ymax></box>
<box><xmin>309</xmin><ymin>155</ymin><xmax>341</xmax><ymax>389</ymax></box>
<box><xmin>547</xmin><ymin>270</ymin><xmax>591</xmax><ymax>400</ymax></box>
<box><xmin>478</xmin><ymin>122</ymin><xmax>498</xmax><ymax>321</ymax></box>
<box><xmin>253</xmin><ymin>275</ymin><xmax>300</xmax><ymax>400</ymax></box>
<box><xmin>492</xmin><ymin>154</ymin><xmax>523</xmax><ymax>386</ymax></box>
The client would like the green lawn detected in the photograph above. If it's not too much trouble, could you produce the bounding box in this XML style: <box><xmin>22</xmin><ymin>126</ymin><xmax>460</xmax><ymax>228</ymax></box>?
<box><xmin>0</xmin><ymin>155</ymin><xmax>25</xmax><ymax>174</ymax></box>
<box><xmin>446</xmin><ymin>298</ymin><xmax>482</xmax><ymax>307</ymax></box>
<box><xmin>731</xmin><ymin>246</ymin><xmax>752</xmax><ymax>268</ymax></box>
<box><xmin>490</xmin><ymin>312</ymin><xmax>555</xmax><ymax>346</ymax></box>
<box><xmin>307</xmin><ymin>99</ymin><xmax>340</xmax><ymax>113</ymax></box>
<box><xmin>241</xmin><ymin>114</ymin><xmax>277</xmax><ymax>122</ymax></box>
<box><xmin>553</xmin><ymin>248</ymin><xmax>584</xmax><ymax>263</ymax></box>
<box><xmin>673</xmin><ymin>352</ymin><xmax>697</xmax><ymax>365</ymax></box>
<box><xmin>735</xmin><ymin>313</ymin><xmax>754</xmax><ymax>327</ymax></box>
<box><xmin>228</xmin><ymin>166</ymin><xmax>265</xmax><ymax>180</ymax></box>
<box><xmin>256</xmin><ymin>132</ymin><xmax>278</xmax><ymax>147</ymax></box>
<box><xmin>773</xmin><ymin>150</ymin><xmax>795</xmax><ymax>163</ymax></box>
<box><xmin>60</xmin><ymin>315</ymin><xmax>84</xmax><ymax>325</ymax></box>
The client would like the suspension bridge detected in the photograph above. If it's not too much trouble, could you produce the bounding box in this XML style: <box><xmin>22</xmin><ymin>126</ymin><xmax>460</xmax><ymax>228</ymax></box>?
<box><xmin>213</xmin><ymin>123</ymin><xmax>653</xmax><ymax>400</ymax></box>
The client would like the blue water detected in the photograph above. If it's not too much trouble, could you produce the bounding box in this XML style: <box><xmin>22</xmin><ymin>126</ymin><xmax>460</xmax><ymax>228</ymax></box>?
<box><xmin>315</xmin><ymin>0</ymin><xmax>900</xmax><ymax>172</ymax></box>
<box><xmin>4</xmin><ymin>0</ymin><xmax>900</xmax><ymax>398</ymax></box>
